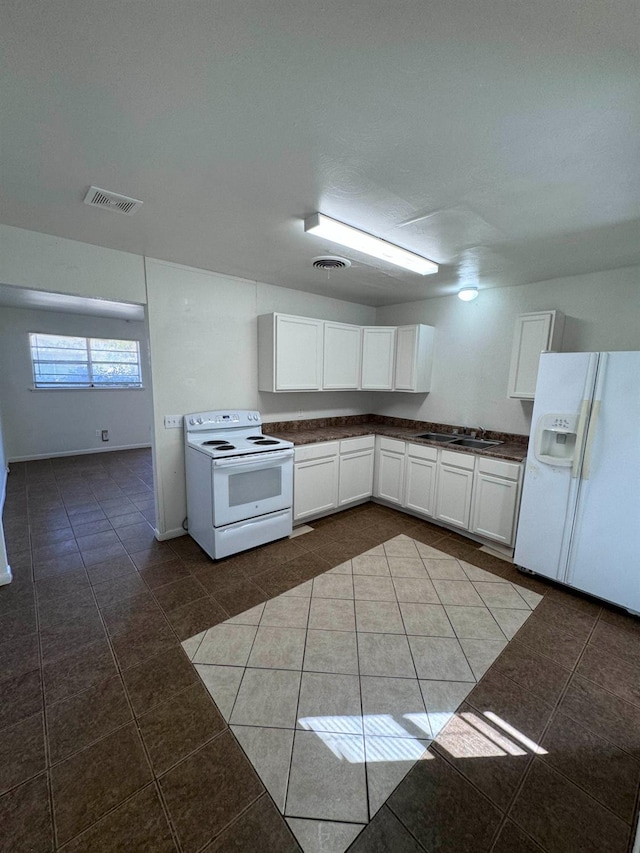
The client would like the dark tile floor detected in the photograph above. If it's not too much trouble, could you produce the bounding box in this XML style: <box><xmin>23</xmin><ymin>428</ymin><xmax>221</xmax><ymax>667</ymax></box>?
<box><xmin>1</xmin><ymin>449</ymin><xmax>639</xmax><ymax>852</ymax></box>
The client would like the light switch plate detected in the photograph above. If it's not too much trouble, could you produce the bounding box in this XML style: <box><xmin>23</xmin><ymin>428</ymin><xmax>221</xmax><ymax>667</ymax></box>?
<box><xmin>164</xmin><ymin>415</ymin><xmax>182</xmax><ymax>429</ymax></box>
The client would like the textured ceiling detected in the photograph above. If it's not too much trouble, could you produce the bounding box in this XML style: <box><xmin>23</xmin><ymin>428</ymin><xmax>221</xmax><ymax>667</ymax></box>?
<box><xmin>1</xmin><ymin>0</ymin><xmax>638</xmax><ymax>306</ymax></box>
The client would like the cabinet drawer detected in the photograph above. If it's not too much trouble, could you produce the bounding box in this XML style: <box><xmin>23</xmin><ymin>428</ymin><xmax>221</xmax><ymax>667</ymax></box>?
<box><xmin>477</xmin><ymin>457</ymin><xmax>522</xmax><ymax>481</ymax></box>
<box><xmin>294</xmin><ymin>441</ymin><xmax>339</xmax><ymax>463</ymax></box>
<box><xmin>378</xmin><ymin>437</ymin><xmax>405</xmax><ymax>454</ymax></box>
<box><xmin>440</xmin><ymin>449</ymin><xmax>476</xmax><ymax>470</ymax></box>
<box><xmin>406</xmin><ymin>442</ymin><xmax>438</xmax><ymax>462</ymax></box>
<box><xmin>340</xmin><ymin>435</ymin><xmax>375</xmax><ymax>454</ymax></box>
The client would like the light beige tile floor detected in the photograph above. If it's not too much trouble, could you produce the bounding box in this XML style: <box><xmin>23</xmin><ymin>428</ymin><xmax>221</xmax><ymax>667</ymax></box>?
<box><xmin>182</xmin><ymin>533</ymin><xmax>542</xmax><ymax>853</ymax></box>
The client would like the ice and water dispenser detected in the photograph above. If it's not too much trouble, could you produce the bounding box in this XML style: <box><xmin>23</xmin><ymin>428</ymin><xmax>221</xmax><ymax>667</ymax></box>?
<box><xmin>534</xmin><ymin>414</ymin><xmax>579</xmax><ymax>466</ymax></box>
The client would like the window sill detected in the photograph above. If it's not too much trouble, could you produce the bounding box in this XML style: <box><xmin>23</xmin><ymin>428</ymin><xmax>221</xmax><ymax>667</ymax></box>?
<box><xmin>29</xmin><ymin>386</ymin><xmax>146</xmax><ymax>392</ymax></box>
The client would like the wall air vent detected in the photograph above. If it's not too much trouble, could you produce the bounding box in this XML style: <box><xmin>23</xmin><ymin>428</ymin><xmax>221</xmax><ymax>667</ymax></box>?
<box><xmin>312</xmin><ymin>256</ymin><xmax>351</xmax><ymax>271</ymax></box>
<box><xmin>83</xmin><ymin>186</ymin><xmax>143</xmax><ymax>215</ymax></box>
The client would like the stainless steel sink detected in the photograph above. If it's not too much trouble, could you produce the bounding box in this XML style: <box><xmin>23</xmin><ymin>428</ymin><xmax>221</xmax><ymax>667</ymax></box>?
<box><xmin>413</xmin><ymin>432</ymin><xmax>459</xmax><ymax>443</ymax></box>
<box><xmin>449</xmin><ymin>437</ymin><xmax>503</xmax><ymax>449</ymax></box>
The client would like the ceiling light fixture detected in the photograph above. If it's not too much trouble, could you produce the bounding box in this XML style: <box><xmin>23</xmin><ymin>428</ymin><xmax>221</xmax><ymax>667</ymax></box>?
<box><xmin>458</xmin><ymin>286</ymin><xmax>479</xmax><ymax>301</ymax></box>
<box><xmin>304</xmin><ymin>213</ymin><xmax>438</xmax><ymax>276</ymax></box>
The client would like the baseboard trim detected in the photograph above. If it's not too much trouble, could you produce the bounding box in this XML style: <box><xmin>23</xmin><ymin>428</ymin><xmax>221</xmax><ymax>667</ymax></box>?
<box><xmin>155</xmin><ymin>527</ymin><xmax>186</xmax><ymax>541</ymax></box>
<box><xmin>8</xmin><ymin>444</ymin><xmax>152</xmax><ymax>463</ymax></box>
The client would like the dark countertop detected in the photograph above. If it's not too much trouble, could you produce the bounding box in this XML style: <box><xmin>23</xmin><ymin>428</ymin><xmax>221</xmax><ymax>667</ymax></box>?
<box><xmin>265</xmin><ymin>417</ymin><xmax>528</xmax><ymax>463</ymax></box>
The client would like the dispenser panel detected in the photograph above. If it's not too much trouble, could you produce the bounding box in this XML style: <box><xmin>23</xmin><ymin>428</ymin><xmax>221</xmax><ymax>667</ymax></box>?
<box><xmin>534</xmin><ymin>413</ymin><xmax>579</xmax><ymax>466</ymax></box>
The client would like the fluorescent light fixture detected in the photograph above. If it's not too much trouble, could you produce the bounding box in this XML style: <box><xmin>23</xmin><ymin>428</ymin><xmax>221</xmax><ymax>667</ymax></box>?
<box><xmin>304</xmin><ymin>213</ymin><xmax>438</xmax><ymax>275</ymax></box>
<box><xmin>458</xmin><ymin>286</ymin><xmax>479</xmax><ymax>301</ymax></box>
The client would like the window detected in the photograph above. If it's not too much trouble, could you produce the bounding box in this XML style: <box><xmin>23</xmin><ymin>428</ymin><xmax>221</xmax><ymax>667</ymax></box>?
<box><xmin>29</xmin><ymin>333</ymin><xmax>143</xmax><ymax>389</ymax></box>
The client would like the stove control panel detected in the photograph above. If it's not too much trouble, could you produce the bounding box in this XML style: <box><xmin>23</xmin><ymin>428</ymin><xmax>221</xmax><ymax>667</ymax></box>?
<box><xmin>184</xmin><ymin>410</ymin><xmax>262</xmax><ymax>430</ymax></box>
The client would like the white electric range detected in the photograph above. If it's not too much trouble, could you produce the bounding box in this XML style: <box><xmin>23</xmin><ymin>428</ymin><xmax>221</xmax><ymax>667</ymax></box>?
<box><xmin>184</xmin><ymin>410</ymin><xmax>294</xmax><ymax>559</ymax></box>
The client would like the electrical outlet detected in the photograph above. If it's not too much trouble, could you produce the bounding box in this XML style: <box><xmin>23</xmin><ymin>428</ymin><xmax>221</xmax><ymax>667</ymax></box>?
<box><xmin>101</xmin><ymin>429</ymin><xmax>109</xmax><ymax>442</ymax></box>
<box><xmin>164</xmin><ymin>415</ymin><xmax>182</xmax><ymax>429</ymax></box>
<box><xmin>95</xmin><ymin>430</ymin><xmax>101</xmax><ymax>437</ymax></box>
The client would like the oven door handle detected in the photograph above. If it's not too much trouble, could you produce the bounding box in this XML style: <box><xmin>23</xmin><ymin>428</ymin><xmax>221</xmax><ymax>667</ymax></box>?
<box><xmin>212</xmin><ymin>449</ymin><xmax>294</xmax><ymax>468</ymax></box>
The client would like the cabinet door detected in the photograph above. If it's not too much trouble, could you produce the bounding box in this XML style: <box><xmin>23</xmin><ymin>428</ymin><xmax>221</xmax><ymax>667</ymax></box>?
<box><xmin>471</xmin><ymin>473</ymin><xmax>520</xmax><ymax>546</ymax></box>
<box><xmin>394</xmin><ymin>325</ymin><xmax>434</xmax><ymax>393</ymax></box>
<box><xmin>507</xmin><ymin>311</ymin><xmax>564</xmax><ymax>399</ymax></box>
<box><xmin>436</xmin><ymin>465</ymin><xmax>474</xmax><ymax>529</ymax></box>
<box><xmin>294</xmin><ymin>456</ymin><xmax>339</xmax><ymax>521</ymax></box>
<box><xmin>275</xmin><ymin>315</ymin><xmax>323</xmax><ymax>391</ymax></box>
<box><xmin>361</xmin><ymin>327</ymin><xmax>396</xmax><ymax>390</ymax></box>
<box><xmin>323</xmin><ymin>322</ymin><xmax>361</xmax><ymax>390</ymax></box>
<box><xmin>404</xmin><ymin>456</ymin><xmax>438</xmax><ymax>517</ymax></box>
<box><xmin>339</xmin><ymin>450</ymin><xmax>374</xmax><ymax>505</ymax></box>
<box><xmin>375</xmin><ymin>450</ymin><xmax>405</xmax><ymax>504</ymax></box>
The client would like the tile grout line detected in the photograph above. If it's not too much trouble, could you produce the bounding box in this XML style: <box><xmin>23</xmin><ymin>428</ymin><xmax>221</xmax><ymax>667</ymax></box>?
<box><xmin>8</xmin><ymin>479</ymin><xmax>639</xmax><ymax>853</ymax></box>
<box><xmin>394</xmin><ymin>571</ymin><xmax>550</xmax><ymax>850</ymax></box>
<box><xmin>30</xmin><ymin>479</ymin><xmax>62</xmax><ymax>853</ymax></box>
<box><xmin>280</xmin><ymin>578</ymin><xmax>315</xmax><ymax>823</ymax></box>
<box><xmin>36</xmin><ymin>464</ymin><xmax>173</xmax><ymax>853</ymax></box>
<box><xmin>20</xmin><ymin>452</ymin><xmax>171</xmax><ymax>849</ymax></box>
<box><xmin>351</xmin><ymin>566</ymin><xmax>372</xmax><ymax>830</ymax></box>
<box><xmin>495</xmin><ymin>600</ymin><xmax>628</xmax><ymax>850</ymax></box>
<box><xmin>48</xmin><ymin>459</ymin><xmax>186</xmax><ymax>853</ymax></box>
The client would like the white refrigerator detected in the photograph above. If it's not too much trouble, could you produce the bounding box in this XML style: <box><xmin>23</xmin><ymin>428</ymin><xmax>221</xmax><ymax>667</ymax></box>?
<box><xmin>514</xmin><ymin>351</ymin><xmax>640</xmax><ymax>614</ymax></box>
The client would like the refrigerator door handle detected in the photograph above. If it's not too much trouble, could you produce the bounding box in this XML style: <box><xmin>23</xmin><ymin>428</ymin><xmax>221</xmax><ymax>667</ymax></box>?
<box><xmin>571</xmin><ymin>399</ymin><xmax>591</xmax><ymax>478</ymax></box>
<box><xmin>580</xmin><ymin>352</ymin><xmax>608</xmax><ymax>480</ymax></box>
<box><xmin>581</xmin><ymin>400</ymin><xmax>601</xmax><ymax>480</ymax></box>
<box><xmin>570</xmin><ymin>352</ymin><xmax>600</xmax><ymax>479</ymax></box>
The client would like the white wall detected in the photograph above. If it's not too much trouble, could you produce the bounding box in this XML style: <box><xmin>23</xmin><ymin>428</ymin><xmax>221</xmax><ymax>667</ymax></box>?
<box><xmin>0</xmin><ymin>224</ymin><xmax>145</xmax><ymax>303</ymax></box>
<box><xmin>145</xmin><ymin>259</ymin><xmax>376</xmax><ymax>537</ymax></box>
<box><xmin>1</xmin><ymin>225</ymin><xmax>637</xmax><ymax>542</ymax></box>
<box><xmin>375</xmin><ymin>266</ymin><xmax>640</xmax><ymax>435</ymax></box>
<box><xmin>0</xmin><ymin>307</ymin><xmax>153</xmax><ymax>460</ymax></box>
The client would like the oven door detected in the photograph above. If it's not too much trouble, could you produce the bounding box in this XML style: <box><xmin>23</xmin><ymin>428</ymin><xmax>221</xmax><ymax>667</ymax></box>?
<box><xmin>211</xmin><ymin>449</ymin><xmax>294</xmax><ymax>526</ymax></box>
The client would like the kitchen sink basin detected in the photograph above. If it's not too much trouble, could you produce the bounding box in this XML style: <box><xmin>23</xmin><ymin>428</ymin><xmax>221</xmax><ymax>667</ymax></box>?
<box><xmin>449</xmin><ymin>437</ymin><xmax>503</xmax><ymax>449</ymax></box>
<box><xmin>413</xmin><ymin>432</ymin><xmax>459</xmax><ymax>442</ymax></box>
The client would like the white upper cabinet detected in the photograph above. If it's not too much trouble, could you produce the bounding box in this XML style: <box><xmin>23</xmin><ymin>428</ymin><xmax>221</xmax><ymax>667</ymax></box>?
<box><xmin>259</xmin><ymin>314</ymin><xmax>435</xmax><ymax>393</ymax></box>
<box><xmin>361</xmin><ymin>327</ymin><xmax>396</xmax><ymax>390</ymax></box>
<box><xmin>507</xmin><ymin>310</ymin><xmax>564</xmax><ymax>399</ymax></box>
<box><xmin>323</xmin><ymin>322</ymin><xmax>362</xmax><ymax>390</ymax></box>
<box><xmin>258</xmin><ymin>314</ymin><xmax>323</xmax><ymax>392</ymax></box>
<box><xmin>394</xmin><ymin>324</ymin><xmax>435</xmax><ymax>392</ymax></box>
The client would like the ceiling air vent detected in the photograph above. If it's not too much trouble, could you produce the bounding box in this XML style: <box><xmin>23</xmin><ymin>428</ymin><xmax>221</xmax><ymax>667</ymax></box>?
<box><xmin>312</xmin><ymin>256</ymin><xmax>351</xmax><ymax>271</ymax></box>
<box><xmin>83</xmin><ymin>186</ymin><xmax>143</xmax><ymax>215</ymax></box>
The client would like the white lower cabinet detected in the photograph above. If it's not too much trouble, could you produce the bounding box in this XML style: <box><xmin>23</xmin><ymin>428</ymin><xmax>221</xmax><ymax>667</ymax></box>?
<box><xmin>338</xmin><ymin>437</ymin><xmax>375</xmax><ymax>506</ymax></box>
<box><xmin>471</xmin><ymin>457</ymin><xmax>522</xmax><ymax>546</ymax></box>
<box><xmin>404</xmin><ymin>443</ymin><xmax>438</xmax><ymax>517</ymax></box>
<box><xmin>294</xmin><ymin>437</ymin><xmax>375</xmax><ymax>521</ymax></box>
<box><xmin>374</xmin><ymin>437</ymin><xmax>406</xmax><ymax>505</ymax></box>
<box><xmin>435</xmin><ymin>449</ymin><xmax>475</xmax><ymax>530</ymax></box>
<box><xmin>294</xmin><ymin>434</ymin><xmax>523</xmax><ymax>543</ymax></box>
<box><xmin>293</xmin><ymin>442</ymin><xmax>340</xmax><ymax>521</ymax></box>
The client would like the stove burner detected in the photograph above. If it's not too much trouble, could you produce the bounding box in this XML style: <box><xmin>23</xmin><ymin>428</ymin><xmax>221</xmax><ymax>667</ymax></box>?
<box><xmin>252</xmin><ymin>439</ymin><xmax>279</xmax><ymax>445</ymax></box>
<box><xmin>246</xmin><ymin>436</ymin><xmax>264</xmax><ymax>440</ymax></box>
<box><xmin>203</xmin><ymin>440</ymin><xmax>231</xmax><ymax>446</ymax></box>
<box><xmin>203</xmin><ymin>441</ymin><xmax>235</xmax><ymax>450</ymax></box>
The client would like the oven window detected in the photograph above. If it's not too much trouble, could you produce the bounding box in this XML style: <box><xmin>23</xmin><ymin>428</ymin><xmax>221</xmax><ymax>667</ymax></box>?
<box><xmin>228</xmin><ymin>467</ymin><xmax>282</xmax><ymax>506</ymax></box>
